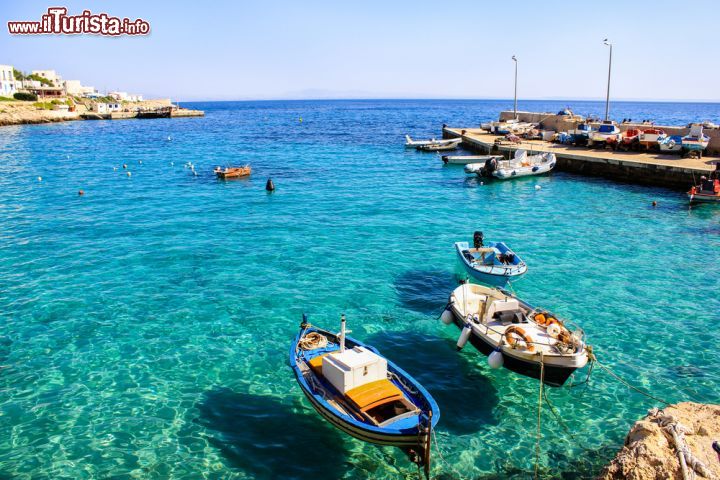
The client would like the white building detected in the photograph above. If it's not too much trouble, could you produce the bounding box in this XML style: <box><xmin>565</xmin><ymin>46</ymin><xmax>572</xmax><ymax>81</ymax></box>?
<box><xmin>91</xmin><ymin>102</ymin><xmax>122</xmax><ymax>114</ymax></box>
<box><xmin>31</xmin><ymin>70</ymin><xmax>62</xmax><ymax>87</ymax></box>
<box><xmin>64</xmin><ymin>80</ymin><xmax>96</xmax><ymax>97</ymax></box>
<box><xmin>0</xmin><ymin>65</ymin><xmax>18</xmax><ymax>97</ymax></box>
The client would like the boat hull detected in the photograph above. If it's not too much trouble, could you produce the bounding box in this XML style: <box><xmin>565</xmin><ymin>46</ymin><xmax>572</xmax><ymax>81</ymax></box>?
<box><xmin>492</xmin><ymin>161</ymin><xmax>555</xmax><ymax>179</ymax></box>
<box><xmin>688</xmin><ymin>193</ymin><xmax>720</xmax><ymax>203</ymax></box>
<box><xmin>448</xmin><ymin>312</ymin><xmax>576</xmax><ymax>387</ymax></box>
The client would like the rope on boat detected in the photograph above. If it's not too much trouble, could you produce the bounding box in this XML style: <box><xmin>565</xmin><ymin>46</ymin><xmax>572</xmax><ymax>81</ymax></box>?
<box><xmin>534</xmin><ymin>352</ymin><xmax>544</xmax><ymax>480</ymax></box>
<box><xmin>298</xmin><ymin>332</ymin><xmax>328</xmax><ymax>350</ymax></box>
<box><xmin>648</xmin><ymin>407</ymin><xmax>713</xmax><ymax>480</ymax></box>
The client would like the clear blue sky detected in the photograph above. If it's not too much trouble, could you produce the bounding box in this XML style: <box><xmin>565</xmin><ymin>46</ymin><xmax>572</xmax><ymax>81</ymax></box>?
<box><xmin>2</xmin><ymin>0</ymin><xmax>718</xmax><ymax>101</ymax></box>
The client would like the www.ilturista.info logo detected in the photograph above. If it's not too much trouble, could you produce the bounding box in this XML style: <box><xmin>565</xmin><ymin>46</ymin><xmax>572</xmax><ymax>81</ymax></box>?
<box><xmin>7</xmin><ymin>7</ymin><xmax>150</xmax><ymax>36</ymax></box>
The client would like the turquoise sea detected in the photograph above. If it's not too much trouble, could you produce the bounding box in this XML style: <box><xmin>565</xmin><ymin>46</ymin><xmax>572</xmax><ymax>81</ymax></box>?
<box><xmin>1</xmin><ymin>99</ymin><xmax>719</xmax><ymax>479</ymax></box>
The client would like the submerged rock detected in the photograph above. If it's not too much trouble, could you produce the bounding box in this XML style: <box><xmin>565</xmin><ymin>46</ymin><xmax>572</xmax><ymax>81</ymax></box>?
<box><xmin>599</xmin><ymin>402</ymin><xmax>720</xmax><ymax>480</ymax></box>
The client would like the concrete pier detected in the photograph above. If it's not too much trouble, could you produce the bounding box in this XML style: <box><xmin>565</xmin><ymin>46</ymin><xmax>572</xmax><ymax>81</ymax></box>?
<box><xmin>443</xmin><ymin>126</ymin><xmax>717</xmax><ymax>189</ymax></box>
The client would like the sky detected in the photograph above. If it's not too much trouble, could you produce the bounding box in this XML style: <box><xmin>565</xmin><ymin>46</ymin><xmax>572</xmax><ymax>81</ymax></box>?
<box><xmin>1</xmin><ymin>0</ymin><xmax>719</xmax><ymax>102</ymax></box>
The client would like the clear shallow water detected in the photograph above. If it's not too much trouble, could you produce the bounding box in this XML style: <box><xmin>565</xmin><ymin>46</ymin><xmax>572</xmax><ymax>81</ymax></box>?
<box><xmin>0</xmin><ymin>99</ymin><xmax>719</xmax><ymax>479</ymax></box>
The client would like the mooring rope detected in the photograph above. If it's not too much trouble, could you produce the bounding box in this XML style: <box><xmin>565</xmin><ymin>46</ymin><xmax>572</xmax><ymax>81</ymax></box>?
<box><xmin>648</xmin><ymin>407</ymin><xmax>713</xmax><ymax>480</ymax></box>
<box><xmin>534</xmin><ymin>352</ymin><xmax>545</xmax><ymax>480</ymax></box>
<box><xmin>594</xmin><ymin>360</ymin><xmax>672</xmax><ymax>406</ymax></box>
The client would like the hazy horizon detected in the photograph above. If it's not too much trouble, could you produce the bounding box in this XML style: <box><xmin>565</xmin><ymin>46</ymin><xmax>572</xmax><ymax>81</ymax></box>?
<box><xmin>3</xmin><ymin>0</ymin><xmax>720</xmax><ymax>102</ymax></box>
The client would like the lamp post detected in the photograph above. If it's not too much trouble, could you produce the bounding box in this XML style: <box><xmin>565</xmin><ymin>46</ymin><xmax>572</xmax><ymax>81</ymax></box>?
<box><xmin>603</xmin><ymin>39</ymin><xmax>612</xmax><ymax>121</ymax></box>
<box><xmin>512</xmin><ymin>55</ymin><xmax>518</xmax><ymax>119</ymax></box>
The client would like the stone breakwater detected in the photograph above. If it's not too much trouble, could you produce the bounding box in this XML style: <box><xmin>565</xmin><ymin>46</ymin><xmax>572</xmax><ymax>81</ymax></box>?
<box><xmin>0</xmin><ymin>99</ymin><xmax>203</xmax><ymax>127</ymax></box>
<box><xmin>599</xmin><ymin>402</ymin><xmax>720</xmax><ymax>480</ymax></box>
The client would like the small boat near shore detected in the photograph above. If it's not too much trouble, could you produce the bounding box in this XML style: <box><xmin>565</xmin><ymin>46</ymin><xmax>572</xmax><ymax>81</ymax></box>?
<box><xmin>290</xmin><ymin>314</ymin><xmax>439</xmax><ymax>476</ymax></box>
<box><xmin>688</xmin><ymin>175</ymin><xmax>720</xmax><ymax>203</ymax></box>
<box><xmin>472</xmin><ymin>150</ymin><xmax>555</xmax><ymax>180</ymax></box>
<box><xmin>405</xmin><ymin>135</ymin><xmax>460</xmax><ymax>149</ymax></box>
<box><xmin>441</xmin><ymin>154</ymin><xmax>502</xmax><ymax>165</ymax></box>
<box><xmin>417</xmin><ymin>139</ymin><xmax>461</xmax><ymax>152</ymax></box>
<box><xmin>442</xmin><ymin>283</ymin><xmax>589</xmax><ymax>386</ymax></box>
<box><xmin>455</xmin><ymin>232</ymin><xmax>527</xmax><ymax>286</ymax></box>
<box><xmin>214</xmin><ymin>165</ymin><xmax>251</xmax><ymax>178</ymax></box>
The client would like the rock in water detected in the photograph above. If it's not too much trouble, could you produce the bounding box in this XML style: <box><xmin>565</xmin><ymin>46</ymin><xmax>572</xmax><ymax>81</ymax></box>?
<box><xmin>599</xmin><ymin>402</ymin><xmax>720</xmax><ymax>480</ymax></box>
<box><xmin>266</xmin><ymin>178</ymin><xmax>275</xmax><ymax>192</ymax></box>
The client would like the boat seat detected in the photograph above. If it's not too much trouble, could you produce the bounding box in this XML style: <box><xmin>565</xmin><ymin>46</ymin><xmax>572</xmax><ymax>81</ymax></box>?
<box><xmin>345</xmin><ymin>379</ymin><xmax>404</xmax><ymax>412</ymax></box>
<box><xmin>308</xmin><ymin>354</ymin><xmax>328</xmax><ymax>376</ymax></box>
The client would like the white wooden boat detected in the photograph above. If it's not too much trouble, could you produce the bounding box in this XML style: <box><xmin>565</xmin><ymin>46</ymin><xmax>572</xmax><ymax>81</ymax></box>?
<box><xmin>474</xmin><ymin>150</ymin><xmax>555</xmax><ymax>180</ymax></box>
<box><xmin>441</xmin><ymin>154</ymin><xmax>502</xmax><ymax>165</ymax></box>
<box><xmin>442</xmin><ymin>283</ymin><xmax>589</xmax><ymax>386</ymax></box>
<box><xmin>638</xmin><ymin>128</ymin><xmax>666</xmax><ymax>148</ymax></box>
<box><xmin>405</xmin><ymin>135</ymin><xmax>460</xmax><ymax>149</ymax></box>
<box><xmin>682</xmin><ymin>124</ymin><xmax>710</xmax><ymax>153</ymax></box>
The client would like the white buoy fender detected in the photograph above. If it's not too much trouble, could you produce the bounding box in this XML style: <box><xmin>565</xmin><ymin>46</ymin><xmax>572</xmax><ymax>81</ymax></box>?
<box><xmin>441</xmin><ymin>309</ymin><xmax>454</xmax><ymax>325</ymax></box>
<box><xmin>488</xmin><ymin>349</ymin><xmax>504</xmax><ymax>369</ymax></box>
<box><xmin>456</xmin><ymin>323</ymin><xmax>472</xmax><ymax>350</ymax></box>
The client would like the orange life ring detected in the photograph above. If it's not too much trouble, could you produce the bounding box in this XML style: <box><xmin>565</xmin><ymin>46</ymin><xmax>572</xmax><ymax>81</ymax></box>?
<box><xmin>504</xmin><ymin>326</ymin><xmax>535</xmax><ymax>352</ymax></box>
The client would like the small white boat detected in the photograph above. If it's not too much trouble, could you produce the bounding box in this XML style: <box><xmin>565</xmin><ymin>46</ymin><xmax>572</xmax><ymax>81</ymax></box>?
<box><xmin>474</xmin><ymin>150</ymin><xmax>555</xmax><ymax>180</ymax></box>
<box><xmin>417</xmin><ymin>139</ymin><xmax>461</xmax><ymax>152</ymax></box>
<box><xmin>405</xmin><ymin>135</ymin><xmax>460</xmax><ymax>149</ymax></box>
<box><xmin>455</xmin><ymin>232</ymin><xmax>527</xmax><ymax>286</ymax></box>
<box><xmin>441</xmin><ymin>283</ymin><xmax>589</xmax><ymax>386</ymax></box>
<box><xmin>441</xmin><ymin>154</ymin><xmax>502</xmax><ymax>165</ymax></box>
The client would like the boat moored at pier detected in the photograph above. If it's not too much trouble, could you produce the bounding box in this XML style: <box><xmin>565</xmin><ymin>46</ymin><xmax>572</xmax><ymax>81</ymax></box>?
<box><xmin>417</xmin><ymin>139</ymin><xmax>461</xmax><ymax>151</ymax></box>
<box><xmin>405</xmin><ymin>135</ymin><xmax>460</xmax><ymax>149</ymax></box>
<box><xmin>475</xmin><ymin>150</ymin><xmax>555</xmax><ymax>180</ymax></box>
<box><xmin>441</xmin><ymin>154</ymin><xmax>502</xmax><ymax>165</ymax></box>
<box><xmin>442</xmin><ymin>283</ymin><xmax>589</xmax><ymax>386</ymax></box>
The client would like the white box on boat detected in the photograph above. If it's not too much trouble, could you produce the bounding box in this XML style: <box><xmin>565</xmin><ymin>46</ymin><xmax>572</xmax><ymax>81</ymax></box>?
<box><xmin>541</xmin><ymin>130</ymin><xmax>556</xmax><ymax>141</ymax></box>
<box><xmin>323</xmin><ymin>346</ymin><xmax>388</xmax><ymax>394</ymax></box>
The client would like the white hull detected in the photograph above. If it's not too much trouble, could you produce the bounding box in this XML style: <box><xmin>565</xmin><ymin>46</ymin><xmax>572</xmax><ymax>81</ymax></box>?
<box><xmin>491</xmin><ymin>152</ymin><xmax>556</xmax><ymax>180</ymax></box>
<box><xmin>443</xmin><ymin>155</ymin><xmax>501</xmax><ymax>165</ymax></box>
<box><xmin>405</xmin><ymin>135</ymin><xmax>460</xmax><ymax>148</ymax></box>
<box><xmin>447</xmin><ymin>283</ymin><xmax>588</xmax><ymax>385</ymax></box>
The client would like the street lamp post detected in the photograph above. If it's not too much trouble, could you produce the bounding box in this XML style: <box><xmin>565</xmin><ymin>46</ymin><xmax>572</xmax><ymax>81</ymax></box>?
<box><xmin>512</xmin><ymin>55</ymin><xmax>518</xmax><ymax>119</ymax></box>
<box><xmin>603</xmin><ymin>39</ymin><xmax>612</xmax><ymax>121</ymax></box>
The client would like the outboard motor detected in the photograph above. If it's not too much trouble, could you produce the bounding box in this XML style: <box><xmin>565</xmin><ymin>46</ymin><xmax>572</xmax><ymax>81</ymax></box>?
<box><xmin>484</xmin><ymin>157</ymin><xmax>498</xmax><ymax>174</ymax></box>
<box><xmin>473</xmin><ymin>231</ymin><xmax>484</xmax><ymax>249</ymax></box>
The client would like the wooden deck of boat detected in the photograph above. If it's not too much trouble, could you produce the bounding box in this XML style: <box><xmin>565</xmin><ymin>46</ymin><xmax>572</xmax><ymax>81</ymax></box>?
<box><xmin>443</xmin><ymin>127</ymin><xmax>717</xmax><ymax>189</ymax></box>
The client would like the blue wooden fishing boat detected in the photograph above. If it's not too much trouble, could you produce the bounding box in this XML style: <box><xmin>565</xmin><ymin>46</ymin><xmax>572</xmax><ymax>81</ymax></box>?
<box><xmin>290</xmin><ymin>314</ymin><xmax>439</xmax><ymax>476</ymax></box>
<box><xmin>455</xmin><ymin>231</ymin><xmax>527</xmax><ymax>286</ymax></box>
